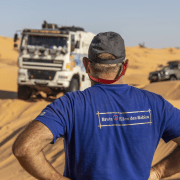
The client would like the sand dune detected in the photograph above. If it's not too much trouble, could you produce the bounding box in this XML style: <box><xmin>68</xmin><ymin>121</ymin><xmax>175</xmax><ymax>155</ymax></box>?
<box><xmin>1</xmin><ymin>36</ymin><xmax>180</xmax><ymax>179</ymax></box>
<box><xmin>144</xmin><ymin>81</ymin><xmax>180</xmax><ymax>101</ymax></box>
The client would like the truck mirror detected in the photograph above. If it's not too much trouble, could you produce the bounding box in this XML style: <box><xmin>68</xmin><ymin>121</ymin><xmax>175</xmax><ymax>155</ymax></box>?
<box><xmin>75</xmin><ymin>41</ymin><xmax>80</xmax><ymax>49</ymax></box>
<box><xmin>14</xmin><ymin>44</ymin><xmax>18</xmax><ymax>48</ymax></box>
<box><xmin>14</xmin><ymin>33</ymin><xmax>18</xmax><ymax>42</ymax></box>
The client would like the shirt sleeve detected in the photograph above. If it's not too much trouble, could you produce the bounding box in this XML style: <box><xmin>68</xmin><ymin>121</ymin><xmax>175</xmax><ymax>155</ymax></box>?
<box><xmin>162</xmin><ymin>99</ymin><xmax>180</xmax><ymax>143</ymax></box>
<box><xmin>35</xmin><ymin>94</ymin><xmax>74</xmax><ymax>143</ymax></box>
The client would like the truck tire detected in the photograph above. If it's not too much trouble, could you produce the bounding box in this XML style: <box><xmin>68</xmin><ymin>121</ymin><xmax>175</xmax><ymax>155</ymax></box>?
<box><xmin>18</xmin><ymin>85</ymin><xmax>32</xmax><ymax>100</ymax></box>
<box><xmin>170</xmin><ymin>75</ymin><xmax>177</xmax><ymax>81</ymax></box>
<box><xmin>65</xmin><ymin>78</ymin><xmax>79</xmax><ymax>93</ymax></box>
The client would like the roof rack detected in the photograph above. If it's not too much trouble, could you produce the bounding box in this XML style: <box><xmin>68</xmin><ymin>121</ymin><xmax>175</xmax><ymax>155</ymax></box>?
<box><xmin>42</xmin><ymin>21</ymin><xmax>84</xmax><ymax>32</ymax></box>
<box><xmin>59</xmin><ymin>26</ymin><xmax>84</xmax><ymax>32</ymax></box>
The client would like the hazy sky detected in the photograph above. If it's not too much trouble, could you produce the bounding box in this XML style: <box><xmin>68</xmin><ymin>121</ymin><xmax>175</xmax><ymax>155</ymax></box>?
<box><xmin>1</xmin><ymin>0</ymin><xmax>180</xmax><ymax>48</ymax></box>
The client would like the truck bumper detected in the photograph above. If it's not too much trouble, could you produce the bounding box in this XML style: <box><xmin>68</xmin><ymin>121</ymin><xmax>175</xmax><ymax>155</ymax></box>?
<box><xmin>18</xmin><ymin>69</ymin><xmax>71</xmax><ymax>88</ymax></box>
<box><xmin>18</xmin><ymin>79</ymin><xmax>70</xmax><ymax>88</ymax></box>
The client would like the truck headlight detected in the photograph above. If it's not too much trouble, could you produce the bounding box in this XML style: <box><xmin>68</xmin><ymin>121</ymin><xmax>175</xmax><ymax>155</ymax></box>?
<box><xmin>165</xmin><ymin>71</ymin><xmax>169</xmax><ymax>75</ymax></box>
<box><xmin>23</xmin><ymin>49</ymin><xmax>28</xmax><ymax>54</ymax></box>
<box><xmin>56</xmin><ymin>51</ymin><xmax>61</xmax><ymax>56</ymax></box>
<box><xmin>58</xmin><ymin>75</ymin><xmax>68</xmax><ymax>79</ymax></box>
<box><xmin>35</xmin><ymin>50</ymin><xmax>39</xmax><ymax>55</ymax></box>
<box><xmin>50</xmin><ymin>49</ymin><xmax>56</xmax><ymax>55</ymax></box>
<box><xmin>28</xmin><ymin>48</ymin><xmax>35</xmax><ymax>54</ymax></box>
<box><xmin>44</xmin><ymin>50</ymin><xmax>49</xmax><ymax>56</ymax></box>
<box><xmin>18</xmin><ymin>72</ymin><xmax>25</xmax><ymax>76</ymax></box>
<box><xmin>57</xmin><ymin>46</ymin><xmax>62</xmax><ymax>51</ymax></box>
<box><xmin>61</xmin><ymin>47</ymin><xmax>67</xmax><ymax>54</ymax></box>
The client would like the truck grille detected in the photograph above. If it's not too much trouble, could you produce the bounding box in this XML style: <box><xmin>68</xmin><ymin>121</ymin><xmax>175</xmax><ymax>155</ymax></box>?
<box><xmin>22</xmin><ymin>58</ymin><xmax>63</xmax><ymax>70</ymax></box>
<box><xmin>28</xmin><ymin>69</ymin><xmax>56</xmax><ymax>80</ymax></box>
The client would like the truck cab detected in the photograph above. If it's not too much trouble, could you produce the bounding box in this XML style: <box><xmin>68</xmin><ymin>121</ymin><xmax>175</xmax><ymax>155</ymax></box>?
<box><xmin>15</xmin><ymin>22</ymin><xmax>95</xmax><ymax>99</ymax></box>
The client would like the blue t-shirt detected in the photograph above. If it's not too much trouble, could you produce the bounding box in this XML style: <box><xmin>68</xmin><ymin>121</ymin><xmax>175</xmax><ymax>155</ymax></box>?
<box><xmin>35</xmin><ymin>84</ymin><xmax>180</xmax><ymax>180</ymax></box>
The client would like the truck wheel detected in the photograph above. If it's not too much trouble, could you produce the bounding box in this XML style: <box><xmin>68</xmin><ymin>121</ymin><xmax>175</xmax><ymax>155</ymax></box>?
<box><xmin>65</xmin><ymin>78</ymin><xmax>79</xmax><ymax>93</ymax></box>
<box><xmin>170</xmin><ymin>76</ymin><xmax>177</xmax><ymax>81</ymax></box>
<box><xmin>18</xmin><ymin>85</ymin><xmax>32</xmax><ymax>100</ymax></box>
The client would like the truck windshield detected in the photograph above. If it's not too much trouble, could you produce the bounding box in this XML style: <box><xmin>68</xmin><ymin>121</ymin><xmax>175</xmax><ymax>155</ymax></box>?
<box><xmin>27</xmin><ymin>35</ymin><xmax>68</xmax><ymax>48</ymax></box>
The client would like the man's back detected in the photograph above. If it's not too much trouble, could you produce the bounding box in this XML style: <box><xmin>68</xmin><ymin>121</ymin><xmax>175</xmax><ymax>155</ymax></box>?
<box><xmin>36</xmin><ymin>84</ymin><xmax>180</xmax><ymax>180</ymax></box>
<box><xmin>12</xmin><ymin>32</ymin><xmax>180</xmax><ymax>180</ymax></box>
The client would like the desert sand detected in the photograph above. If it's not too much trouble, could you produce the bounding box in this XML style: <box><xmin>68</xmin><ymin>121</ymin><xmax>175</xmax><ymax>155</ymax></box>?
<box><xmin>1</xmin><ymin>36</ymin><xmax>180</xmax><ymax>179</ymax></box>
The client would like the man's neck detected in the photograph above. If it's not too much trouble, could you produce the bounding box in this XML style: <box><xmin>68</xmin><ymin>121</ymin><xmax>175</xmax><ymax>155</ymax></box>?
<box><xmin>91</xmin><ymin>77</ymin><xmax>123</xmax><ymax>86</ymax></box>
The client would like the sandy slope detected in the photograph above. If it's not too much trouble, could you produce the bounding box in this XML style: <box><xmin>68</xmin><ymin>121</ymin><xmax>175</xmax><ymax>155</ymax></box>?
<box><xmin>1</xmin><ymin>36</ymin><xmax>180</xmax><ymax>179</ymax></box>
<box><xmin>143</xmin><ymin>82</ymin><xmax>180</xmax><ymax>179</ymax></box>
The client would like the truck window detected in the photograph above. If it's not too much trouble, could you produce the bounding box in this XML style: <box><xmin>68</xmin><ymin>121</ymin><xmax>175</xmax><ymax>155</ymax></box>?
<box><xmin>26</xmin><ymin>35</ymin><xmax>68</xmax><ymax>48</ymax></box>
<box><xmin>21</xmin><ymin>35</ymin><xmax>28</xmax><ymax>47</ymax></box>
<box><xmin>71</xmin><ymin>35</ymin><xmax>75</xmax><ymax>52</ymax></box>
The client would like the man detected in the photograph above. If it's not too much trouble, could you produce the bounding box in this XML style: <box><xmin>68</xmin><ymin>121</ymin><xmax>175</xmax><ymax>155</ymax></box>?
<box><xmin>13</xmin><ymin>32</ymin><xmax>180</xmax><ymax>180</ymax></box>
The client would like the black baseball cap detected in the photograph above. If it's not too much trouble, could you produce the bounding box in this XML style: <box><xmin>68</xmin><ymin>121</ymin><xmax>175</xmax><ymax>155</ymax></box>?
<box><xmin>88</xmin><ymin>32</ymin><xmax>126</xmax><ymax>64</ymax></box>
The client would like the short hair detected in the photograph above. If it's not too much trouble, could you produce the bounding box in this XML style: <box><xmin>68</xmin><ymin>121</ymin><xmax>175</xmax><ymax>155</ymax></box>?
<box><xmin>90</xmin><ymin>53</ymin><xmax>122</xmax><ymax>77</ymax></box>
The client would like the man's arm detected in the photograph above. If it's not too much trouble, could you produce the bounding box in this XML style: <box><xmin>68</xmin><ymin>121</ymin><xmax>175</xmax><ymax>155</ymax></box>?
<box><xmin>149</xmin><ymin>137</ymin><xmax>180</xmax><ymax>180</ymax></box>
<box><xmin>12</xmin><ymin>120</ymin><xmax>70</xmax><ymax>180</ymax></box>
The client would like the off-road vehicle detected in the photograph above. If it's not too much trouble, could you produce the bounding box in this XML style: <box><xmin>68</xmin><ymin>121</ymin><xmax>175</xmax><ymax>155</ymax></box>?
<box><xmin>14</xmin><ymin>21</ymin><xmax>95</xmax><ymax>99</ymax></box>
<box><xmin>149</xmin><ymin>60</ymin><xmax>180</xmax><ymax>83</ymax></box>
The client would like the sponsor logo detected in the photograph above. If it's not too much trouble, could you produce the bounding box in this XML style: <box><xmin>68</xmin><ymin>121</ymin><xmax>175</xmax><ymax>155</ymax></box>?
<box><xmin>113</xmin><ymin>115</ymin><xmax>118</xmax><ymax>120</ymax></box>
<box><xmin>97</xmin><ymin>109</ymin><xmax>152</xmax><ymax>129</ymax></box>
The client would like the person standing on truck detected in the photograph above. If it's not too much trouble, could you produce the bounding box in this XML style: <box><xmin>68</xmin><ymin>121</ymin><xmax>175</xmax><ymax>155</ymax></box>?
<box><xmin>13</xmin><ymin>32</ymin><xmax>180</xmax><ymax>180</ymax></box>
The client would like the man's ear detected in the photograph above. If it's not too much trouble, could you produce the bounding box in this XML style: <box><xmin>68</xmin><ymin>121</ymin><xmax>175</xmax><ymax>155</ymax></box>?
<box><xmin>121</xmin><ymin>59</ymin><xmax>129</xmax><ymax>76</ymax></box>
<box><xmin>83</xmin><ymin>57</ymin><xmax>90</xmax><ymax>73</ymax></box>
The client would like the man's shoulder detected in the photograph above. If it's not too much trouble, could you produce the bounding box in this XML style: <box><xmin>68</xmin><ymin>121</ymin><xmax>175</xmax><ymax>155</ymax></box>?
<box><xmin>63</xmin><ymin>85</ymin><xmax>165</xmax><ymax>103</ymax></box>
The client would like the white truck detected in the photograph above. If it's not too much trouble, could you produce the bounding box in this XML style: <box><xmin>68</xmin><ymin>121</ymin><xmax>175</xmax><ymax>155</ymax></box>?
<box><xmin>14</xmin><ymin>21</ymin><xmax>95</xmax><ymax>99</ymax></box>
